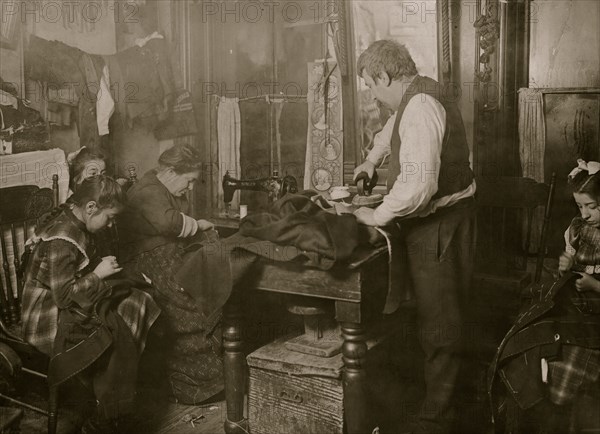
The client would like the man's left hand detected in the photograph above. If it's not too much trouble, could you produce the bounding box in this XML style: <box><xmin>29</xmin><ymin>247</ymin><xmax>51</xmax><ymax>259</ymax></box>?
<box><xmin>353</xmin><ymin>207</ymin><xmax>377</xmax><ymax>226</ymax></box>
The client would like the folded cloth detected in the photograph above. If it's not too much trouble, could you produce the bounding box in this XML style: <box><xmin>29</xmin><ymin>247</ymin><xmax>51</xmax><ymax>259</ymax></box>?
<box><xmin>238</xmin><ymin>193</ymin><xmax>359</xmax><ymax>268</ymax></box>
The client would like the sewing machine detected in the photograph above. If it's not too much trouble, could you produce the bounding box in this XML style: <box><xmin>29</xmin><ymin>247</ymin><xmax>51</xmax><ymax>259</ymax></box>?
<box><xmin>222</xmin><ymin>171</ymin><xmax>298</xmax><ymax>211</ymax></box>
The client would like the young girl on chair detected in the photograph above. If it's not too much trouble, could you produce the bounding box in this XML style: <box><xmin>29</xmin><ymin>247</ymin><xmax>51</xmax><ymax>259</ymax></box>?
<box><xmin>20</xmin><ymin>175</ymin><xmax>160</xmax><ymax>433</ymax></box>
<box><xmin>490</xmin><ymin>159</ymin><xmax>600</xmax><ymax>434</ymax></box>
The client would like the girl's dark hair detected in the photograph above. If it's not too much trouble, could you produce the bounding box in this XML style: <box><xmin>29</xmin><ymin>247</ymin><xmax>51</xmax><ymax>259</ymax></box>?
<box><xmin>357</xmin><ymin>40</ymin><xmax>418</xmax><ymax>82</ymax></box>
<box><xmin>158</xmin><ymin>143</ymin><xmax>202</xmax><ymax>175</ymax></box>
<box><xmin>568</xmin><ymin>170</ymin><xmax>600</xmax><ymax>200</ymax></box>
<box><xmin>36</xmin><ymin>176</ymin><xmax>124</xmax><ymax>230</ymax></box>
<box><xmin>68</xmin><ymin>175</ymin><xmax>126</xmax><ymax>210</ymax></box>
<box><xmin>69</xmin><ymin>147</ymin><xmax>106</xmax><ymax>191</ymax></box>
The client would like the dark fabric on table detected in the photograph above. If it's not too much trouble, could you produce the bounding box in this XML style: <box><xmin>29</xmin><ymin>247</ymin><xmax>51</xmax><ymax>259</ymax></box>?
<box><xmin>175</xmin><ymin>193</ymin><xmax>360</xmax><ymax>321</ymax></box>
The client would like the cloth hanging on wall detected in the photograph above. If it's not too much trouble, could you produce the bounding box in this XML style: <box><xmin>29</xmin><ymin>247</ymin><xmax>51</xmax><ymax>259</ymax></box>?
<box><xmin>154</xmin><ymin>89</ymin><xmax>198</xmax><ymax>140</ymax></box>
<box><xmin>303</xmin><ymin>60</ymin><xmax>343</xmax><ymax>192</ymax></box>
<box><xmin>519</xmin><ymin>88</ymin><xmax>546</xmax><ymax>182</ymax></box>
<box><xmin>97</xmin><ymin>65</ymin><xmax>115</xmax><ymax>136</ymax></box>
<box><xmin>217</xmin><ymin>97</ymin><xmax>241</xmax><ymax>210</ymax></box>
<box><xmin>106</xmin><ymin>38</ymin><xmax>175</xmax><ymax>128</ymax></box>
<box><xmin>25</xmin><ymin>35</ymin><xmax>83</xmax><ymax>84</ymax></box>
<box><xmin>518</xmin><ymin>88</ymin><xmax>546</xmax><ymax>251</ymax></box>
<box><xmin>78</xmin><ymin>53</ymin><xmax>104</xmax><ymax>150</ymax></box>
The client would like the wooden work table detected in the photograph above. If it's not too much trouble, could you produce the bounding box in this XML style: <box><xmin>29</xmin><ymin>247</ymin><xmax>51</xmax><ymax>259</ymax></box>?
<box><xmin>222</xmin><ymin>244</ymin><xmax>392</xmax><ymax>434</ymax></box>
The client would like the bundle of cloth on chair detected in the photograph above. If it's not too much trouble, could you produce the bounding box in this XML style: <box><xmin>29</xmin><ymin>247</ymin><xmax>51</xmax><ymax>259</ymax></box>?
<box><xmin>488</xmin><ymin>272</ymin><xmax>600</xmax><ymax>434</ymax></box>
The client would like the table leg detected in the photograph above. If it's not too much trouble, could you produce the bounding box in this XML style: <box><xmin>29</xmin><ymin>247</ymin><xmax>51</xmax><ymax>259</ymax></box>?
<box><xmin>341</xmin><ymin>322</ymin><xmax>369</xmax><ymax>434</ymax></box>
<box><xmin>223</xmin><ymin>296</ymin><xmax>248</xmax><ymax>434</ymax></box>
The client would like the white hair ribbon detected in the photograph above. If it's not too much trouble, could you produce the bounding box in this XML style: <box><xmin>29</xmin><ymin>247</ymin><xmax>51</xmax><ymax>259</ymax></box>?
<box><xmin>568</xmin><ymin>159</ymin><xmax>600</xmax><ymax>179</ymax></box>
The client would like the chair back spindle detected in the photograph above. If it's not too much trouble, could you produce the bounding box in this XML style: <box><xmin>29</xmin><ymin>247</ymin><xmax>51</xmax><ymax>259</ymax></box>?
<box><xmin>475</xmin><ymin>174</ymin><xmax>557</xmax><ymax>292</ymax></box>
<box><xmin>0</xmin><ymin>180</ymin><xmax>59</xmax><ymax>328</ymax></box>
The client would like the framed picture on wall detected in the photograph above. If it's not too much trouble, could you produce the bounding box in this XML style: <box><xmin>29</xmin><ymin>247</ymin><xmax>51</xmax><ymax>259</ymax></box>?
<box><xmin>0</xmin><ymin>1</ymin><xmax>20</xmax><ymax>49</ymax></box>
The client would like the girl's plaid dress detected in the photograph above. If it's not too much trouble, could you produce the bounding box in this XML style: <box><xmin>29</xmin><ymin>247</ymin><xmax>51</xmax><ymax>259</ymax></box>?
<box><xmin>20</xmin><ymin>208</ymin><xmax>160</xmax><ymax>357</ymax></box>
<box><xmin>546</xmin><ymin>217</ymin><xmax>600</xmax><ymax>405</ymax></box>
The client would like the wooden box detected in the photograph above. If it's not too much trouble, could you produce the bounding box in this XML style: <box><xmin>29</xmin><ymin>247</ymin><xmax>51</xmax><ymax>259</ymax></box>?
<box><xmin>247</xmin><ymin>337</ymin><xmax>345</xmax><ymax>434</ymax></box>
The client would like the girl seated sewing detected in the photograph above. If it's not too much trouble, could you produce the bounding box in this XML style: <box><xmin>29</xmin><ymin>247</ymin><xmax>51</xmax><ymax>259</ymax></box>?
<box><xmin>20</xmin><ymin>175</ymin><xmax>161</xmax><ymax>433</ymax></box>
<box><xmin>490</xmin><ymin>159</ymin><xmax>600</xmax><ymax>434</ymax></box>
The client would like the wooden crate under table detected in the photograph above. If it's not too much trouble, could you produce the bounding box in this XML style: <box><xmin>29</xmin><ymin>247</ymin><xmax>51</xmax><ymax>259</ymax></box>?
<box><xmin>247</xmin><ymin>337</ymin><xmax>345</xmax><ymax>434</ymax></box>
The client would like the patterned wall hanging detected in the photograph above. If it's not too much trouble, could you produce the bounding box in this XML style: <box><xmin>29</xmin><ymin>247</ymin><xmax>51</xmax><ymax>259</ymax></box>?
<box><xmin>304</xmin><ymin>59</ymin><xmax>343</xmax><ymax>192</ymax></box>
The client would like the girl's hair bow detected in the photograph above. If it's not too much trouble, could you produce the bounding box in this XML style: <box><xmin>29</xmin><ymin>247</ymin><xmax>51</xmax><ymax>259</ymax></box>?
<box><xmin>568</xmin><ymin>159</ymin><xmax>600</xmax><ymax>180</ymax></box>
<box><xmin>67</xmin><ymin>146</ymin><xmax>86</xmax><ymax>165</ymax></box>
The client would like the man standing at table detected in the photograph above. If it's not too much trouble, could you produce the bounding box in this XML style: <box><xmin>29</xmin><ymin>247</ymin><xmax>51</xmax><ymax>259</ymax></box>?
<box><xmin>353</xmin><ymin>40</ymin><xmax>477</xmax><ymax>434</ymax></box>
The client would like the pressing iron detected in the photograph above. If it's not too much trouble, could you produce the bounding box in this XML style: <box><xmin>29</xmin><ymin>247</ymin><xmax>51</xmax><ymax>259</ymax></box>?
<box><xmin>352</xmin><ymin>170</ymin><xmax>383</xmax><ymax>207</ymax></box>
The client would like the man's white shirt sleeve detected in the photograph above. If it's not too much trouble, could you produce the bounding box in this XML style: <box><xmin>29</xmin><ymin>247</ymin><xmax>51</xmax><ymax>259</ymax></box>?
<box><xmin>370</xmin><ymin>94</ymin><xmax>446</xmax><ymax>226</ymax></box>
<box><xmin>366</xmin><ymin>113</ymin><xmax>395</xmax><ymax>166</ymax></box>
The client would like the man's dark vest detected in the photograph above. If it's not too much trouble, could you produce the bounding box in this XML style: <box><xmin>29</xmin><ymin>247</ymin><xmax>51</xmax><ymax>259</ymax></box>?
<box><xmin>387</xmin><ymin>75</ymin><xmax>474</xmax><ymax>200</ymax></box>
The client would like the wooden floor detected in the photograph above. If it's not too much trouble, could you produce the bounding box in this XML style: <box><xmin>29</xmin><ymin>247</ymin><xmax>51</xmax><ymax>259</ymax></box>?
<box><xmin>15</xmin><ymin>380</ymin><xmax>229</xmax><ymax>434</ymax></box>
<box><xmin>7</xmin><ymin>327</ymin><xmax>491</xmax><ymax>434</ymax></box>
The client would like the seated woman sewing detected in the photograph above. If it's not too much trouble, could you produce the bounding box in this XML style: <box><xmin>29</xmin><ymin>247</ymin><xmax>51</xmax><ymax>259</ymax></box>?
<box><xmin>118</xmin><ymin>143</ymin><xmax>222</xmax><ymax>404</ymax></box>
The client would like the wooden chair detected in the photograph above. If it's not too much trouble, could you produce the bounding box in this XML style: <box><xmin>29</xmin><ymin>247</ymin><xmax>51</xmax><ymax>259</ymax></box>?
<box><xmin>472</xmin><ymin>174</ymin><xmax>557</xmax><ymax>352</ymax></box>
<box><xmin>474</xmin><ymin>174</ymin><xmax>557</xmax><ymax>288</ymax></box>
<box><xmin>0</xmin><ymin>175</ymin><xmax>60</xmax><ymax>434</ymax></box>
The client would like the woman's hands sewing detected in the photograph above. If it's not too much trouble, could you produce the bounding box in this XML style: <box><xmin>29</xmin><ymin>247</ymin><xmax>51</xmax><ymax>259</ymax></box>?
<box><xmin>197</xmin><ymin>219</ymin><xmax>215</xmax><ymax>231</ymax></box>
<box><xmin>574</xmin><ymin>272</ymin><xmax>600</xmax><ymax>294</ymax></box>
<box><xmin>558</xmin><ymin>251</ymin><xmax>574</xmax><ymax>275</ymax></box>
<box><xmin>93</xmin><ymin>256</ymin><xmax>122</xmax><ymax>279</ymax></box>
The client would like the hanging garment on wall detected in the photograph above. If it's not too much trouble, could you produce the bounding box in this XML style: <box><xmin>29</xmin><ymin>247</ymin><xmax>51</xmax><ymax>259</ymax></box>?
<box><xmin>25</xmin><ymin>81</ymin><xmax>77</xmax><ymax>128</ymax></box>
<box><xmin>519</xmin><ymin>88</ymin><xmax>546</xmax><ymax>182</ymax></box>
<box><xmin>217</xmin><ymin>97</ymin><xmax>242</xmax><ymax>210</ymax></box>
<box><xmin>78</xmin><ymin>53</ymin><xmax>104</xmax><ymax>151</ymax></box>
<box><xmin>27</xmin><ymin>36</ymin><xmax>108</xmax><ymax>152</ymax></box>
<box><xmin>154</xmin><ymin>89</ymin><xmax>198</xmax><ymax>140</ymax></box>
<box><xmin>25</xmin><ymin>35</ymin><xmax>83</xmax><ymax>85</ymax></box>
<box><xmin>518</xmin><ymin>88</ymin><xmax>546</xmax><ymax>251</ymax></box>
<box><xmin>106</xmin><ymin>38</ymin><xmax>175</xmax><ymax>128</ymax></box>
<box><xmin>303</xmin><ymin>60</ymin><xmax>344</xmax><ymax>192</ymax></box>
<box><xmin>96</xmin><ymin>65</ymin><xmax>115</xmax><ymax>136</ymax></box>
<box><xmin>46</xmin><ymin>103</ymin><xmax>73</xmax><ymax>127</ymax></box>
